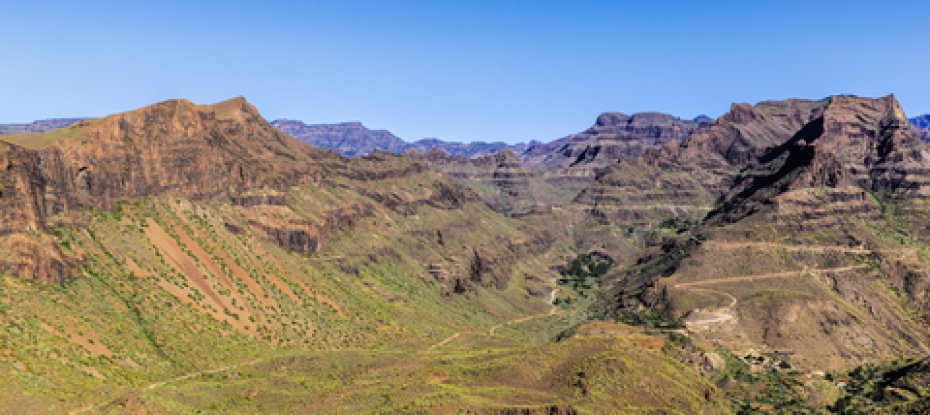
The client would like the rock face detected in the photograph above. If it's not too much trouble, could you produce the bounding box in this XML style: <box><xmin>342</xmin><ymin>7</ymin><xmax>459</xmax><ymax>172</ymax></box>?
<box><xmin>598</xmin><ymin>95</ymin><xmax>930</xmax><ymax>370</ymax></box>
<box><xmin>521</xmin><ymin>112</ymin><xmax>704</xmax><ymax>177</ymax></box>
<box><xmin>575</xmin><ymin>99</ymin><xmax>826</xmax><ymax>226</ymax></box>
<box><xmin>0</xmin><ymin>97</ymin><xmax>341</xmax><ymax>280</ymax></box>
<box><xmin>0</xmin><ymin>118</ymin><xmax>83</xmax><ymax>135</ymax></box>
<box><xmin>416</xmin><ymin>149</ymin><xmax>553</xmax><ymax>215</ymax></box>
<box><xmin>709</xmin><ymin>95</ymin><xmax>930</xmax><ymax>224</ymax></box>
<box><xmin>271</xmin><ymin>119</ymin><xmax>524</xmax><ymax>158</ymax></box>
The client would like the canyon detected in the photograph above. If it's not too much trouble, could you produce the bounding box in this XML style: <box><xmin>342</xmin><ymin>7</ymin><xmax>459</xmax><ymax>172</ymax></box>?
<box><xmin>2</xmin><ymin>96</ymin><xmax>930</xmax><ymax>413</ymax></box>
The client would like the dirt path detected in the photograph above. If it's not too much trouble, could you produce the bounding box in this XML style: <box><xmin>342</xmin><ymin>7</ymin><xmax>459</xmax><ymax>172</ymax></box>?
<box><xmin>71</xmin><ymin>357</ymin><xmax>266</xmax><ymax>414</ymax></box>
<box><xmin>705</xmin><ymin>241</ymin><xmax>873</xmax><ymax>254</ymax></box>
<box><xmin>488</xmin><ymin>288</ymin><xmax>559</xmax><ymax>336</ymax></box>
<box><xmin>143</xmin><ymin>358</ymin><xmax>264</xmax><ymax>390</ymax></box>
<box><xmin>76</xmin><ymin>287</ymin><xmax>562</xmax><ymax>412</ymax></box>
<box><xmin>427</xmin><ymin>332</ymin><xmax>461</xmax><ymax>351</ymax></box>
<box><xmin>430</xmin><ymin>288</ymin><xmax>560</xmax><ymax>349</ymax></box>
<box><xmin>673</xmin><ymin>265</ymin><xmax>868</xmax><ymax>330</ymax></box>
<box><xmin>674</xmin><ymin>265</ymin><xmax>867</xmax><ymax>288</ymax></box>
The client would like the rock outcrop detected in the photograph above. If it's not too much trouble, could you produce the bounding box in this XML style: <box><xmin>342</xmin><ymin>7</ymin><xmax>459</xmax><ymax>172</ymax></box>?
<box><xmin>575</xmin><ymin>99</ymin><xmax>826</xmax><ymax>226</ymax></box>
<box><xmin>416</xmin><ymin>149</ymin><xmax>551</xmax><ymax>215</ymax></box>
<box><xmin>598</xmin><ymin>95</ymin><xmax>930</xmax><ymax>370</ymax></box>
<box><xmin>0</xmin><ymin>97</ymin><xmax>341</xmax><ymax>280</ymax></box>
<box><xmin>522</xmin><ymin>111</ymin><xmax>704</xmax><ymax>177</ymax></box>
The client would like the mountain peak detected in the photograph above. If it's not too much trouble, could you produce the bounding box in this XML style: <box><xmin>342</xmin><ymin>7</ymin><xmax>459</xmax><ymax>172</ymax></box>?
<box><xmin>708</xmin><ymin>94</ymin><xmax>930</xmax><ymax>224</ymax></box>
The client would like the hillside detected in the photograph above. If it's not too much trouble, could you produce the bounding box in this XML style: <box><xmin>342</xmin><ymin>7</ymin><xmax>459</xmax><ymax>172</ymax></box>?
<box><xmin>522</xmin><ymin>112</ymin><xmax>706</xmax><ymax>176</ymax></box>
<box><xmin>597</xmin><ymin>95</ymin><xmax>930</xmax><ymax>373</ymax></box>
<box><xmin>6</xmin><ymin>95</ymin><xmax>930</xmax><ymax>413</ymax></box>
<box><xmin>575</xmin><ymin>99</ymin><xmax>826</xmax><ymax>227</ymax></box>
<box><xmin>0</xmin><ymin>98</ymin><xmax>723</xmax><ymax>414</ymax></box>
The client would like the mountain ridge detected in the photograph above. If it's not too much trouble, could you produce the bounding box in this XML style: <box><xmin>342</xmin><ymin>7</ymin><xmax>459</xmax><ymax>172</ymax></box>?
<box><xmin>271</xmin><ymin>118</ymin><xmax>526</xmax><ymax>158</ymax></box>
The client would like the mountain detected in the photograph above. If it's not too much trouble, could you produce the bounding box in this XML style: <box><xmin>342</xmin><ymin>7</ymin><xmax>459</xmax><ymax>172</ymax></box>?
<box><xmin>575</xmin><ymin>99</ymin><xmax>826</xmax><ymax>227</ymax></box>
<box><xmin>0</xmin><ymin>97</ymin><xmax>346</xmax><ymax>282</ymax></box>
<box><xmin>9</xmin><ymin>94</ymin><xmax>930</xmax><ymax>413</ymax></box>
<box><xmin>910</xmin><ymin>114</ymin><xmax>930</xmax><ymax>130</ymax></box>
<box><xmin>522</xmin><ymin>111</ymin><xmax>706</xmax><ymax>176</ymax></box>
<box><xmin>596</xmin><ymin>95</ymin><xmax>930</xmax><ymax>372</ymax></box>
<box><xmin>270</xmin><ymin>119</ymin><xmax>408</xmax><ymax>157</ymax></box>
<box><xmin>0</xmin><ymin>97</ymin><xmax>724</xmax><ymax>414</ymax></box>
<box><xmin>413</xmin><ymin>148</ymin><xmax>576</xmax><ymax>216</ymax></box>
<box><xmin>910</xmin><ymin>114</ymin><xmax>930</xmax><ymax>143</ymax></box>
<box><xmin>0</xmin><ymin>118</ymin><xmax>83</xmax><ymax>135</ymax></box>
<box><xmin>408</xmin><ymin>137</ymin><xmax>523</xmax><ymax>158</ymax></box>
<box><xmin>271</xmin><ymin>118</ymin><xmax>524</xmax><ymax>158</ymax></box>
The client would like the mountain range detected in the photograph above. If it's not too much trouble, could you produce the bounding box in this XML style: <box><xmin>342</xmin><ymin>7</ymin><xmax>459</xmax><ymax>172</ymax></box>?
<box><xmin>3</xmin><ymin>96</ymin><xmax>930</xmax><ymax>413</ymax></box>
<box><xmin>270</xmin><ymin>119</ymin><xmax>526</xmax><ymax>158</ymax></box>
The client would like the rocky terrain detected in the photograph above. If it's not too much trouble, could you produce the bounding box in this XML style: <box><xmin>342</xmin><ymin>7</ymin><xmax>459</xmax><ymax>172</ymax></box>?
<box><xmin>0</xmin><ymin>118</ymin><xmax>83</xmax><ymax>134</ymax></box>
<box><xmin>407</xmin><ymin>137</ymin><xmax>527</xmax><ymax>158</ymax></box>
<box><xmin>575</xmin><ymin>99</ymin><xmax>826</xmax><ymax>227</ymax></box>
<box><xmin>5</xmin><ymin>94</ymin><xmax>930</xmax><ymax>413</ymax></box>
<box><xmin>522</xmin><ymin>112</ymin><xmax>707</xmax><ymax>176</ymax></box>
<box><xmin>271</xmin><ymin>118</ymin><xmax>524</xmax><ymax>158</ymax></box>
<box><xmin>0</xmin><ymin>97</ymin><xmax>726</xmax><ymax>414</ymax></box>
<box><xmin>413</xmin><ymin>148</ymin><xmax>574</xmax><ymax>216</ymax></box>
<box><xmin>597</xmin><ymin>95</ymin><xmax>930</xmax><ymax>373</ymax></box>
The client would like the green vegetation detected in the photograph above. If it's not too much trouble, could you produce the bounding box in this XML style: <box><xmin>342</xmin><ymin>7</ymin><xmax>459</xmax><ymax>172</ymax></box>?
<box><xmin>832</xmin><ymin>358</ymin><xmax>930</xmax><ymax>414</ymax></box>
<box><xmin>0</xmin><ymin>167</ymin><xmax>730</xmax><ymax>414</ymax></box>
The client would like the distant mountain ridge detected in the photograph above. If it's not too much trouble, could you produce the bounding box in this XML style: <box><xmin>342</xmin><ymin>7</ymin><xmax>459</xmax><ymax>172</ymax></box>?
<box><xmin>0</xmin><ymin>118</ymin><xmax>84</xmax><ymax>135</ymax></box>
<box><xmin>910</xmin><ymin>114</ymin><xmax>930</xmax><ymax>143</ymax></box>
<box><xmin>271</xmin><ymin>119</ymin><xmax>525</xmax><ymax>158</ymax></box>
<box><xmin>910</xmin><ymin>114</ymin><xmax>930</xmax><ymax>130</ymax></box>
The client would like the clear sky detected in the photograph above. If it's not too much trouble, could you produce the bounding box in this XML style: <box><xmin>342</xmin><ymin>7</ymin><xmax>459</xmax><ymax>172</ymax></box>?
<box><xmin>2</xmin><ymin>1</ymin><xmax>929</xmax><ymax>143</ymax></box>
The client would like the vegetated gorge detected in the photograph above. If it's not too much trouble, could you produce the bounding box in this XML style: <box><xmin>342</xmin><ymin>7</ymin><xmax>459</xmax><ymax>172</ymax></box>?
<box><xmin>2</xmin><ymin>95</ymin><xmax>930</xmax><ymax>414</ymax></box>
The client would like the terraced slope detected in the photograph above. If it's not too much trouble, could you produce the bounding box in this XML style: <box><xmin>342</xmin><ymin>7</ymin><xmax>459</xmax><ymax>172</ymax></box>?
<box><xmin>598</xmin><ymin>95</ymin><xmax>930</xmax><ymax>372</ymax></box>
<box><xmin>522</xmin><ymin>112</ymin><xmax>703</xmax><ymax>176</ymax></box>
<box><xmin>576</xmin><ymin>99</ymin><xmax>826</xmax><ymax>227</ymax></box>
<box><xmin>0</xmin><ymin>98</ymin><xmax>724</xmax><ymax>414</ymax></box>
<box><xmin>415</xmin><ymin>149</ymin><xmax>580</xmax><ymax>216</ymax></box>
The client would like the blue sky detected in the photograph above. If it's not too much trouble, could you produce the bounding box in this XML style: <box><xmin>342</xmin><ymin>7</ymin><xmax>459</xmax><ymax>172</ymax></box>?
<box><xmin>2</xmin><ymin>1</ymin><xmax>929</xmax><ymax>143</ymax></box>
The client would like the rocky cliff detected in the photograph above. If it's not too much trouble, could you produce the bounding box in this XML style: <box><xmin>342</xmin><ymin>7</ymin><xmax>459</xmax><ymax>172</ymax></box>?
<box><xmin>575</xmin><ymin>99</ymin><xmax>826</xmax><ymax>226</ymax></box>
<box><xmin>0</xmin><ymin>98</ymin><xmax>348</xmax><ymax>281</ymax></box>
<box><xmin>522</xmin><ymin>112</ymin><xmax>705</xmax><ymax>177</ymax></box>
<box><xmin>597</xmin><ymin>95</ymin><xmax>930</xmax><ymax>370</ymax></box>
<box><xmin>414</xmin><ymin>148</ymin><xmax>563</xmax><ymax>215</ymax></box>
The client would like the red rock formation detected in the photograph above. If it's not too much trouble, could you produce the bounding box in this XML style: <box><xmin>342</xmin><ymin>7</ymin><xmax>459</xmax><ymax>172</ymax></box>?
<box><xmin>0</xmin><ymin>97</ymin><xmax>345</xmax><ymax>280</ymax></box>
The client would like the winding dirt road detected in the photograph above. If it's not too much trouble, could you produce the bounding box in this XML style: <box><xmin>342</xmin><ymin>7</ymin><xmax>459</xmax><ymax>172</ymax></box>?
<box><xmin>705</xmin><ymin>241</ymin><xmax>873</xmax><ymax>254</ymax></box>
<box><xmin>430</xmin><ymin>287</ymin><xmax>560</xmax><ymax>349</ymax></box>
<box><xmin>674</xmin><ymin>265</ymin><xmax>868</xmax><ymax>330</ymax></box>
<box><xmin>70</xmin><ymin>357</ymin><xmax>266</xmax><ymax>414</ymax></box>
